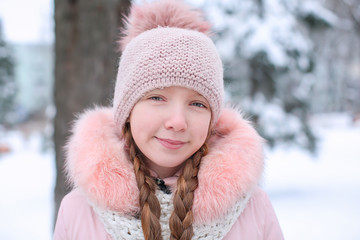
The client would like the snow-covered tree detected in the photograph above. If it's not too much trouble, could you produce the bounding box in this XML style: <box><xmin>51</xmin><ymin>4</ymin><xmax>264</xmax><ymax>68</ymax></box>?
<box><xmin>0</xmin><ymin>19</ymin><xmax>16</xmax><ymax>127</ymax></box>
<box><xmin>307</xmin><ymin>0</ymin><xmax>360</xmax><ymax>117</ymax></box>
<box><xmin>199</xmin><ymin>0</ymin><xmax>337</xmax><ymax>152</ymax></box>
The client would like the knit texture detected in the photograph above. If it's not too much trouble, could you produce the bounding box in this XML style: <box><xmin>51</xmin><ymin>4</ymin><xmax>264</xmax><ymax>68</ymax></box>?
<box><xmin>118</xmin><ymin>0</ymin><xmax>212</xmax><ymax>51</ymax></box>
<box><xmin>93</xmin><ymin>188</ymin><xmax>252</xmax><ymax>240</ymax></box>
<box><xmin>113</xmin><ymin>0</ymin><xmax>224</xmax><ymax>132</ymax></box>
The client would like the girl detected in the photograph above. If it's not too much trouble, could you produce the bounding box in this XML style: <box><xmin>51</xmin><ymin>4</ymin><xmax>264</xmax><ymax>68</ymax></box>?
<box><xmin>54</xmin><ymin>0</ymin><xmax>284</xmax><ymax>239</ymax></box>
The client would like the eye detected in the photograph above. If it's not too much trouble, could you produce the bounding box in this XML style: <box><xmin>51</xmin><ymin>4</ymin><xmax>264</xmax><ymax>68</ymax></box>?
<box><xmin>149</xmin><ymin>96</ymin><xmax>164</xmax><ymax>101</ymax></box>
<box><xmin>191</xmin><ymin>102</ymin><xmax>207</xmax><ymax>108</ymax></box>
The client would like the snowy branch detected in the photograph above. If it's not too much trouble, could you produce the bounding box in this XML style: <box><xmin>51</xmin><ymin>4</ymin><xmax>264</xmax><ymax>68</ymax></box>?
<box><xmin>342</xmin><ymin>0</ymin><xmax>360</xmax><ymax>35</ymax></box>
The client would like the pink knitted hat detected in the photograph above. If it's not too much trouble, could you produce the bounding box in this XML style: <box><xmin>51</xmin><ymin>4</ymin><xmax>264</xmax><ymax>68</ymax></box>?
<box><xmin>113</xmin><ymin>0</ymin><xmax>224</xmax><ymax>131</ymax></box>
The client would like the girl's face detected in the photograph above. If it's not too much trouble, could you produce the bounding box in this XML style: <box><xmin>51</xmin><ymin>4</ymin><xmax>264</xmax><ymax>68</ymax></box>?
<box><xmin>129</xmin><ymin>86</ymin><xmax>211</xmax><ymax>179</ymax></box>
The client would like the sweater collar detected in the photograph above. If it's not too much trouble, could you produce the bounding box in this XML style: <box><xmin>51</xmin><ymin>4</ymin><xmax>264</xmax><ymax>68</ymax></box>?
<box><xmin>65</xmin><ymin>106</ymin><xmax>264</xmax><ymax>224</ymax></box>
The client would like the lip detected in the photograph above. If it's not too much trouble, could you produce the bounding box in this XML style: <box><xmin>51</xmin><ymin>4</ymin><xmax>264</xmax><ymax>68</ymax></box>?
<box><xmin>155</xmin><ymin>137</ymin><xmax>186</xmax><ymax>150</ymax></box>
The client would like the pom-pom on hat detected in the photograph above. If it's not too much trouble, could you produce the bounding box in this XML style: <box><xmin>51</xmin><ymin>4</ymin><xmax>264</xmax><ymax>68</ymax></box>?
<box><xmin>113</xmin><ymin>0</ymin><xmax>224</xmax><ymax>131</ymax></box>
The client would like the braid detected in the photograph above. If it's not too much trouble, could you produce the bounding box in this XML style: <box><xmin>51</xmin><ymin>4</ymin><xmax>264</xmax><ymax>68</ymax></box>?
<box><xmin>169</xmin><ymin>144</ymin><xmax>208</xmax><ymax>240</ymax></box>
<box><xmin>123</xmin><ymin>123</ymin><xmax>163</xmax><ymax>240</ymax></box>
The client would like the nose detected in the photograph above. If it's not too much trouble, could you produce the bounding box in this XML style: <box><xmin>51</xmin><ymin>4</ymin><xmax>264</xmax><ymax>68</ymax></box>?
<box><xmin>164</xmin><ymin>106</ymin><xmax>187</xmax><ymax>132</ymax></box>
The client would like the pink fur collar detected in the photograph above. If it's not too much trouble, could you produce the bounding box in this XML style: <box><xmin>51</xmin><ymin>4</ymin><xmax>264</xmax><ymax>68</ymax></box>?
<box><xmin>65</xmin><ymin>107</ymin><xmax>264</xmax><ymax>224</ymax></box>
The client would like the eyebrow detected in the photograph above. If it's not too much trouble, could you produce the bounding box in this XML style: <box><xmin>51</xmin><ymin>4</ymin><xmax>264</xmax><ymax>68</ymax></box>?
<box><xmin>192</xmin><ymin>92</ymin><xmax>207</xmax><ymax>99</ymax></box>
<box><xmin>148</xmin><ymin>88</ymin><xmax>206</xmax><ymax>99</ymax></box>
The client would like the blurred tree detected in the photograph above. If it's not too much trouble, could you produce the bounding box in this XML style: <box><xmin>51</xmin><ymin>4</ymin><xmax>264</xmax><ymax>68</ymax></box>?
<box><xmin>0</xmin><ymin>20</ymin><xmax>16</xmax><ymax>127</ymax></box>
<box><xmin>340</xmin><ymin>0</ymin><xmax>360</xmax><ymax>116</ymax></box>
<box><xmin>346</xmin><ymin>0</ymin><xmax>360</xmax><ymax>36</ymax></box>
<box><xmin>54</xmin><ymin>0</ymin><xmax>131</xmax><ymax>223</ymax></box>
<box><xmin>304</xmin><ymin>0</ymin><xmax>360</xmax><ymax>118</ymax></box>
<box><xmin>202</xmin><ymin>0</ymin><xmax>336</xmax><ymax>152</ymax></box>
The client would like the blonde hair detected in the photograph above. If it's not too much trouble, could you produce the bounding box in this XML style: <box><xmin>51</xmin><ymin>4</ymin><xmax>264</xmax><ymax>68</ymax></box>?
<box><xmin>123</xmin><ymin>123</ymin><xmax>208</xmax><ymax>240</ymax></box>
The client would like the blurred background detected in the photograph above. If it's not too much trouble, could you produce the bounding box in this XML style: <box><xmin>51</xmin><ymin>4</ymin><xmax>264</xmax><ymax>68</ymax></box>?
<box><xmin>0</xmin><ymin>0</ymin><xmax>359</xmax><ymax>239</ymax></box>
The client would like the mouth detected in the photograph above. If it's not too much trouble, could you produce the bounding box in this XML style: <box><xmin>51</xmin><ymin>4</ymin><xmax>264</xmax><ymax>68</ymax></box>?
<box><xmin>155</xmin><ymin>137</ymin><xmax>187</xmax><ymax>150</ymax></box>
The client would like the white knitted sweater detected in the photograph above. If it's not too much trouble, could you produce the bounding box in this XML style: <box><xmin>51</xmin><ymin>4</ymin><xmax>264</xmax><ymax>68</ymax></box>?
<box><xmin>93</xmin><ymin>189</ymin><xmax>252</xmax><ymax>240</ymax></box>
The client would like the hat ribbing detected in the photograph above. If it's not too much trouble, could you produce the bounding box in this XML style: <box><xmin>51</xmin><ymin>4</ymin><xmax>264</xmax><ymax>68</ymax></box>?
<box><xmin>113</xmin><ymin>1</ymin><xmax>224</xmax><ymax>131</ymax></box>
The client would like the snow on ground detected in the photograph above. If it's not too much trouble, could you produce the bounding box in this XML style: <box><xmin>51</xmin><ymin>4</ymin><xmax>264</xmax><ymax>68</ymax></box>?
<box><xmin>264</xmin><ymin>113</ymin><xmax>360</xmax><ymax>240</ymax></box>
<box><xmin>0</xmin><ymin>113</ymin><xmax>359</xmax><ymax>240</ymax></box>
<box><xmin>0</xmin><ymin>131</ymin><xmax>55</xmax><ymax>240</ymax></box>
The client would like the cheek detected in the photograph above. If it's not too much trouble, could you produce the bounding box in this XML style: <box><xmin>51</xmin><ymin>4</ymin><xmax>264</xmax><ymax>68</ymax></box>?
<box><xmin>129</xmin><ymin>104</ymin><xmax>151</xmax><ymax>129</ymax></box>
<box><xmin>129</xmin><ymin>105</ymin><xmax>147</xmax><ymax>142</ymax></box>
<box><xmin>193</xmin><ymin>115</ymin><xmax>211</xmax><ymax>142</ymax></box>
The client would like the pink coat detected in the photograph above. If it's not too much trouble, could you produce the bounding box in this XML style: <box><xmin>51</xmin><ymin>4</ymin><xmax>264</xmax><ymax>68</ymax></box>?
<box><xmin>53</xmin><ymin>107</ymin><xmax>284</xmax><ymax>239</ymax></box>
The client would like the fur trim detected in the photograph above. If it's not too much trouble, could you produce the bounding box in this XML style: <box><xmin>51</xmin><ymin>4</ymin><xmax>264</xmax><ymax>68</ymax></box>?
<box><xmin>65</xmin><ymin>107</ymin><xmax>264</xmax><ymax>224</ymax></box>
<box><xmin>119</xmin><ymin>0</ymin><xmax>211</xmax><ymax>51</ymax></box>
<box><xmin>65</xmin><ymin>107</ymin><xmax>139</xmax><ymax>214</ymax></box>
<box><xmin>193</xmin><ymin>108</ymin><xmax>264</xmax><ymax>223</ymax></box>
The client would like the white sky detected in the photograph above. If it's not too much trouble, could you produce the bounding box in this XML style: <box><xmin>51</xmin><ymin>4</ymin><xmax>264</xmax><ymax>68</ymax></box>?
<box><xmin>0</xmin><ymin>0</ymin><xmax>54</xmax><ymax>44</ymax></box>
<box><xmin>0</xmin><ymin>0</ymin><xmax>207</xmax><ymax>44</ymax></box>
